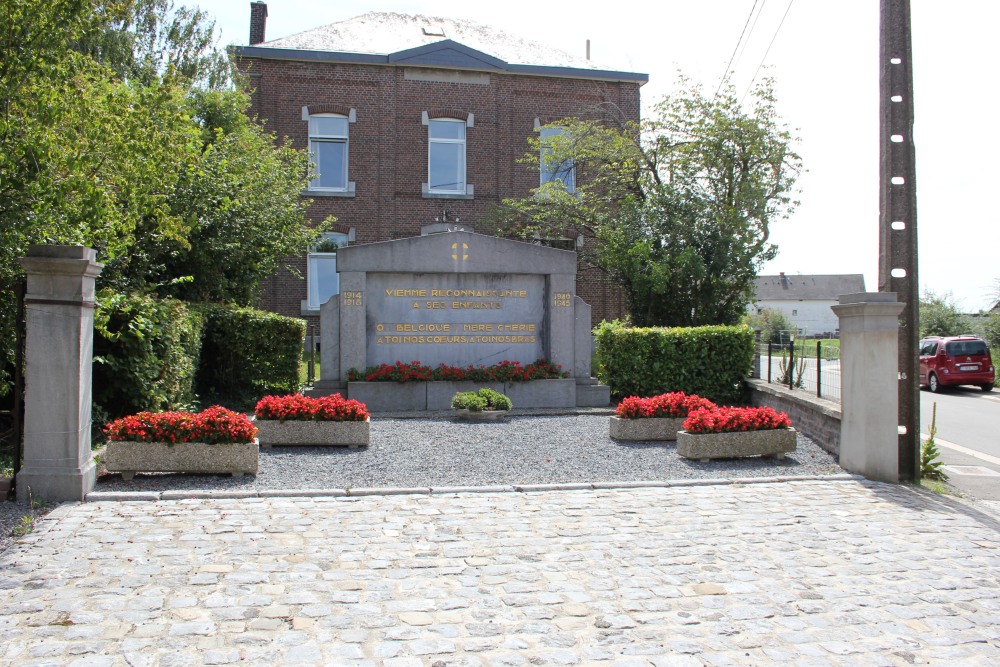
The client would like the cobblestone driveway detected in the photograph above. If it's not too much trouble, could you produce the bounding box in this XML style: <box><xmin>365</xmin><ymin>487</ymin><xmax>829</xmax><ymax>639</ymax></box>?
<box><xmin>2</xmin><ymin>479</ymin><xmax>999</xmax><ymax>666</ymax></box>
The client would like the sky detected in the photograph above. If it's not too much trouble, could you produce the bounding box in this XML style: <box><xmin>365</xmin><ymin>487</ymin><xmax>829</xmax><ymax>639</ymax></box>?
<box><xmin>195</xmin><ymin>0</ymin><xmax>1000</xmax><ymax>312</ymax></box>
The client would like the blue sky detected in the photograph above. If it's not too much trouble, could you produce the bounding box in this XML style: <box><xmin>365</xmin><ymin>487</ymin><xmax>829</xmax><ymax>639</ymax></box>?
<box><xmin>197</xmin><ymin>0</ymin><xmax>1000</xmax><ymax>311</ymax></box>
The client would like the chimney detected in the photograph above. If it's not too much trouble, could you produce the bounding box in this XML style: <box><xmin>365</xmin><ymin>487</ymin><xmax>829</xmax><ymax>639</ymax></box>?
<box><xmin>779</xmin><ymin>272</ymin><xmax>787</xmax><ymax>288</ymax></box>
<box><xmin>250</xmin><ymin>2</ymin><xmax>268</xmax><ymax>45</ymax></box>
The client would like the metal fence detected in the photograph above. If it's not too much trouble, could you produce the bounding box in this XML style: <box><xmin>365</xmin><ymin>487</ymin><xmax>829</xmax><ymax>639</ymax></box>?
<box><xmin>756</xmin><ymin>340</ymin><xmax>841</xmax><ymax>403</ymax></box>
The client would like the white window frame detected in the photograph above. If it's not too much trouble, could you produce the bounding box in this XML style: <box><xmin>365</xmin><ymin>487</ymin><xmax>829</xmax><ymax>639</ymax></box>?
<box><xmin>421</xmin><ymin>112</ymin><xmax>474</xmax><ymax>198</ymax></box>
<box><xmin>306</xmin><ymin>232</ymin><xmax>349</xmax><ymax>310</ymax></box>
<box><xmin>427</xmin><ymin>118</ymin><xmax>466</xmax><ymax>195</ymax></box>
<box><xmin>305</xmin><ymin>109</ymin><xmax>356</xmax><ymax>194</ymax></box>
<box><xmin>539</xmin><ymin>126</ymin><xmax>576</xmax><ymax>193</ymax></box>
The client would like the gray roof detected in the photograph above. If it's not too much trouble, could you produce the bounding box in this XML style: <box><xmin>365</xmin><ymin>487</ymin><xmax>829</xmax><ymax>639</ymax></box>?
<box><xmin>236</xmin><ymin>12</ymin><xmax>647</xmax><ymax>84</ymax></box>
<box><xmin>753</xmin><ymin>274</ymin><xmax>866</xmax><ymax>301</ymax></box>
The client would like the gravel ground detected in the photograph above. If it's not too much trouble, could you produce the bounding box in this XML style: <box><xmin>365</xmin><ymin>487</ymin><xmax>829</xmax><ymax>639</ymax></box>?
<box><xmin>0</xmin><ymin>415</ymin><xmax>843</xmax><ymax>552</ymax></box>
<box><xmin>92</xmin><ymin>414</ymin><xmax>843</xmax><ymax>493</ymax></box>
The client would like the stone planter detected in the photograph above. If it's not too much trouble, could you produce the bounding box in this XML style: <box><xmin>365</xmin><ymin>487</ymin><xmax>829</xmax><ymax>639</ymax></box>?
<box><xmin>103</xmin><ymin>441</ymin><xmax>259</xmax><ymax>480</ymax></box>
<box><xmin>255</xmin><ymin>418</ymin><xmax>370</xmax><ymax>448</ymax></box>
<box><xmin>609</xmin><ymin>416</ymin><xmax>685</xmax><ymax>441</ymax></box>
<box><xmin>677</xmin><ymin>428</ymin><xmax>797</xmax><ymax>462</ymax></box>
<box><xmin>453</xmin><ymin>409</ymin><xmax>510</xmax><ymax>421</ymax></box>
<box><xmin>0</xmin><ymin>476</ymin><xmax>12</xmax><ymax>496</ymax></box>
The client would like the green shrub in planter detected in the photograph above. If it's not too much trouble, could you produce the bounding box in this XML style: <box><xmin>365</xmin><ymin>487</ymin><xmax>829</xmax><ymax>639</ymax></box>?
<box><xmin>451</xmin><ymin>388</ymin><xmax>513</xmax><ymax>412</ymax></box>
<box><xmin>476</xmin><ymin>388</ymin><xmax>513</xmax><ymax>411</ymax></box>
<box><xmin>452</xmin><ymin>392</ymin><xmax>488</xmax><ymax>411</ymax></box>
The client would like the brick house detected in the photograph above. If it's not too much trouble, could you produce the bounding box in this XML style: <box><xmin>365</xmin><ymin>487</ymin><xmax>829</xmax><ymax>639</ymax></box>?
<box><xmin>232</xmin><ymin>2</ymin><xmax>647</xmax><ymax>328</ymax></box>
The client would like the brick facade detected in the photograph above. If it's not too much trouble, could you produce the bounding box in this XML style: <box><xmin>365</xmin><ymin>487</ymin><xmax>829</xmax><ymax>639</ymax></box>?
<box><xmin>236</xmin><ymin>21</ymin><xmax>644</xmax><ymax>330</ymax></box>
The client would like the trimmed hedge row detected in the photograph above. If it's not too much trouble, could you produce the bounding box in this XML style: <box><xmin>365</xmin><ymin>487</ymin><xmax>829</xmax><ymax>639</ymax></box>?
<box><xmin>594</xmin><ymin>320</ymin><xmax>755</xmax><ymax>405</ymax></box>
<box><xmin>197</xmin><ymin>304</ymin><xmax>305</xmax><ymax>406</ymax></box>
<box><xmin>94</xmin><ymin>295</ymin><xmax>305</xmax><ymax>419</ymax></box>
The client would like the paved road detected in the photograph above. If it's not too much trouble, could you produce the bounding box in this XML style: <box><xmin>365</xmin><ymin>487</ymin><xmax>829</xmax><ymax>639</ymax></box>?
<box><xmin>920</xmin><ymin>387</ymin><xmax>1000</xmax><ymax>501</ymax></box>
<box><xmin>3</xmin><ymin>479</ymin><xmax>999</xmax><ymax>666</ymax></box>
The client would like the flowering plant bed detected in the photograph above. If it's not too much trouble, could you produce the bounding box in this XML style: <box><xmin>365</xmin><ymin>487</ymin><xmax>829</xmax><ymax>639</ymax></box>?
<box><xmin>254</xmin><ymin>393</ymin><xmax>369</xmax><ymax>422</ymax></box>
<box><xmin>254</xmin><ymin>394</ymin><xmax>370</xmax><ymax>448</ymax></box>
<box><xmin>610</xmin><ymin>392</ymin><xmax>716</xmax><ymax>441</ymax></box>
<box><xmin>105</xmin><ymin>406</ymin><xmax>258</xmax><ymax>444</ymax></box>
<box><xmin>103</xmin><ymin>406</ymin><xmax>258</xmax><ymax>480</ymax></box>
<box><xmin>346</xmin><ymin>359</ymin><xmax>567</xmax><ymax>383</ymax></box>
<box><xmin>677</xmin><ymin>406</ymin><xmax>795</xmax><ymax>461</ymax></box>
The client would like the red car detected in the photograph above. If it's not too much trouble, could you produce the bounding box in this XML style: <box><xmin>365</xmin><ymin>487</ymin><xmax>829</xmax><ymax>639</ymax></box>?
<box><xmin>919</xmin><ymin>336</ymin><xmax>995</xmax><ymax>393</ymax></box>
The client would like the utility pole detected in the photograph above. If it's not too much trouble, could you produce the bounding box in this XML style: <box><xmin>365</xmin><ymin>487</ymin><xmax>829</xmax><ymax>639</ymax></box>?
<box><xmin>878</xmin><ymin>0</ymin><xmax>920</xmax><ymax>481</ymax></box>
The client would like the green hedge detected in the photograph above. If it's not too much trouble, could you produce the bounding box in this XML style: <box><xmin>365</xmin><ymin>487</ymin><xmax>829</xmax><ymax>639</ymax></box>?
<box><xmin>594</xmin><ymin>320</ymin><xmax>754</xmax><ymax>404</ymax></box>
<box><xmin>93</xmin><ymin>292</ymin><xmax>204</xmax><ymax>420</ymax></box>
<box><xmin>197</xmin><ymin>304</ymin><xmax>306</xmax><ymax>406</ymax></box>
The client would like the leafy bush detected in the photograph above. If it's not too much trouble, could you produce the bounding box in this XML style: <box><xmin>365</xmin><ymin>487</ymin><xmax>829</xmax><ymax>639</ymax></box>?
<box><xmin>451</xmin><ymin>388</ymin><xmax>513</xmax><ymax>411</ymax></box>
<box><xmin>594</xmin><ymin>320</ymin><xmax>754</xmax><ymax>404</ymax></box>
<box><xmin>682</xmin><ymin>406</ymin><xmax>791</xmax><ymax>434</ymax></box>
<box><xmin>197</xmin><ymin>304</ymin><xmax>306</xmax><ymax>406</ymax></box>
<box><xmin>451</xmin><ymin>392</ymin><xmax>487</xmax><ymax>411</ymax></box>
<box><xmin>475</xmin><ymin>388</ymin><xmax>513</xmax><ymax>411</ymax></box>
<box><xmin>93</xmin><ymin>292</ymin><xmax>204</xmax><ymax>420</ymax></box>
<box><xmin>104</xmin><ymin>406</ymin><xmax>257</xmax><ymax>444</ymax></box>
<box><xmin>347</xmin><ymin>359</ymin><xmax>566</xmax><ymax>383</ymax></box>
<box><xmin>742</xmin><ymin>308</ymin><xmax>795</xmax><ymax>344</ymax></box>
<box><xmin>615</xmin><ymin>392</ymin><xmax>715</xmax><ymax>419</ymax></box>
<box><xmin>254</xmin><ymin>393</ymin><xmax>369</xmax><ymax>422</ymax></box>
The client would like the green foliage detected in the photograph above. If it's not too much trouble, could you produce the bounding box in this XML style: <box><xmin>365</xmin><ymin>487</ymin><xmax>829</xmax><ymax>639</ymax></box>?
<box><xmin>981</xmin><ymin>313</ymin><xmax>1000</xmax><ymax>349</ymax></box>
<box><xmin>921</xmin><ymin>402</ymin><xmax>948</xmax><ymax>482</ymax></box>
<box><xmin>0</xmin><ymin>1</ymin><xmax>323</xmax><ymax>389</ymax></box>
<box><xmin>476</xmin><ymin>388</ymin><xmax>513</xmax><ymax>411</ymax></box>
<box><xmin>593</xmin><ymin>320</ymin><xmax>754</xmax><ymax>404</ymax></box>
<box><xmin>494</xmin><ymin>76</ymin><xmax>801</xmax><ymax>326</ymax></box>
<box><xmin>742</xmin><ymin>308</ymin><xmax>795</xmax><ymax>345</ymax></box>
<box><xmin>451</xmin><ymin>392</ymin><xmax>487</xmax><ymax>412</ymax></box>
<box><xmin>93</xmin><ymin>291</ymin><xmax>204</xmax><ymax>420</ymax></box>
<box><xmin>451</xmin><ymin>388</ymin><xmax>513</xmax><ymax>412</ymax></box>
<box><xmin>102</xmin><ymin>88</ymin><xmax>323</xmax><ymax>304</ymax></box>
<box><xmin>197</xmin><ymin>304</ymin><xmax>306</xmax><ymax>407</ymax></box>
<box><xmin>75</xmin><ymin>0</ymin><xmax>235</xmax><ymax>88</ymax></box>
<box><xmin>919</xmin><ymin>290</ymin><xmax>970</xmax><ymax>338</ymax></box>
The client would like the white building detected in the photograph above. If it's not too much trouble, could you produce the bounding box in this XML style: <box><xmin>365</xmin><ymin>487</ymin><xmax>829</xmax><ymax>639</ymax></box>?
<box><xmin>751</xmin><ymin>273</ymin><xmax>866</xmax><ymax>336</ymax></box>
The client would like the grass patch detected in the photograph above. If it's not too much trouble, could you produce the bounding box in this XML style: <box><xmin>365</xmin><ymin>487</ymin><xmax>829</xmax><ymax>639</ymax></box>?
<box><xmin>300</xmin><ymin>349</ymin><xmax>321</xmax><ymax>387</ymax></box>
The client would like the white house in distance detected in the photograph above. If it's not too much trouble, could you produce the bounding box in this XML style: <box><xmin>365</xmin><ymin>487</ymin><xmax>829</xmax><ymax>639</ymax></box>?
<box><xmin>751</xmin><ymin>273</ymin><xmax>866</xmax><ymax>336</ymax></box>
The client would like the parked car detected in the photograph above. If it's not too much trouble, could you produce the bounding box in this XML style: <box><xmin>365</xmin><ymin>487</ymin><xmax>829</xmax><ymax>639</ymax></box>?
<box><xmin>919</xmin><ymin>336</ymin><xmax>995</xmax><ymax>393</ymax></box>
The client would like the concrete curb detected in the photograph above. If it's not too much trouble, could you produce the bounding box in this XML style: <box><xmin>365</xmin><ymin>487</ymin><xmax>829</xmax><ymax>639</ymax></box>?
<box><xmin>84</xmin><ymin>473</ymin><xmax>863</xmax><ymax>503</ymax></box>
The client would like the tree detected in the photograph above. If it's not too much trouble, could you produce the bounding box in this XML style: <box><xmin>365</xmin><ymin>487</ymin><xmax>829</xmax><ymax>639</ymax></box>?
<box><xmin>101</xmin><ymin>88</ymin><xmax>324</xmax><ymax>305</ymax></box>
<box><xmin>742</xmin><ymin>307</ymin><xmax>795</xmax><ymax>345</ymax></box>
<box><xmin>0</xmin><ymin>1</ymin><xmax>322</xmax><ymax>395</ymax></box>
<box><xmin>493</xmin><ymin>77</ymin><xmax>801</xmax><ymax>326</ymax></box>
<box><xmin>918</xmin><ymin>289</ymin><xmax>969</xmax><ymax>338</ymax></box>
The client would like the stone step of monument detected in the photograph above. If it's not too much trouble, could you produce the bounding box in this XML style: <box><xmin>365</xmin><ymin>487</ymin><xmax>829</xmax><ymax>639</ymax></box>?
<box><xmin>576</xmin><ymin>383</ymin><xmax>611</xmax><ymax>408</ymax></box>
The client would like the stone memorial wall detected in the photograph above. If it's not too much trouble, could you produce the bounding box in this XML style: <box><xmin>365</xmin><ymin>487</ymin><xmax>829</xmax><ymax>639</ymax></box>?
<box><xmin>314</xmin><ymin>231</ymin><xmax>610</xmax><ymax>410</ymax></box>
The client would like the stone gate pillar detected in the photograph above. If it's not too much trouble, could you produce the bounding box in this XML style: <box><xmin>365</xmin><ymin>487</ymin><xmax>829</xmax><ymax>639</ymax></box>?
<box><xmin>17</xmin><ymin>246</ymin><xmax>103</xmax><ymax>502</ymax></box>
<box><xmin>832</xmin><ymin>292</ymin><xmax>905</xmax><ymax>483</ymax></box>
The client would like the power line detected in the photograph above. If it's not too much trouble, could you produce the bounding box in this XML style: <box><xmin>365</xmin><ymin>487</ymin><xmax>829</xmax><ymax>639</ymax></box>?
<box><xmin>732</xmin><ymin>0</ymin><xmax>768</xmax><ymax>80</ymax></box>
<box><xmin>742</xmin><ymin>0</ymin><xmax>795</xmax><ymax>104</ymax></box>
<box><xmin>716</xmin><ymin>0</ymin><xmax>761</xmax><ymax>97</ymax></box>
